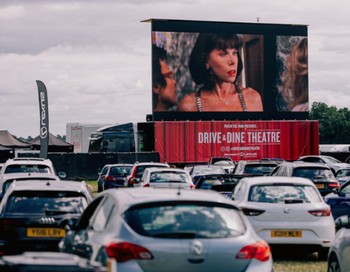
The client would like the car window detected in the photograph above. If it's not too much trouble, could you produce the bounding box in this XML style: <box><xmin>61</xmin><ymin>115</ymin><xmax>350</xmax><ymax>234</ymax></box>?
<box><xmin>232</xmin><ymin>181</ymin><xmax>246</xmax><ymax>201</ymax></box>
<box><xmin>110</xmin><ymin>166</ymin><xmax>131</xmax><ymax>176</ymax></box>
<box><xmin>293</xmin><ymin>168</ymin><xmax>334</xmax><ymax>179</ymax></box>
<box><xmin>244</xmin><ymin>164</ymin><xmax>277</xmax><ymax>175</ymax></box>
<box><xmin>101</xmin><ymin>166</ymin><xmax>109</xmax><ymax>175</ymax></box>
<box><xmin>124</xmin><ymin>202</ymin><xmax>245</xmax><ymax>238</ymax></box>
<box><xmin>337</xmin><ymin>169</ymin><xmax>350</xmax><ymax>177</ymax></box>
<box><xmin>4</xmin><ymin>191</ymin><xmax>88</xmax><ymax>214</ymax></box>
<box><xmin>89</xmin><ymin>196</ymin><xmax>116</xmax><ymax>232</ymax></box>
<box><xmin>248</xmin><ymin>184</ymin><xmax>322</xmax><ymax>203</ymax></box>
<box><xmin>340</xmin><ymin>183</ymin><xmax>350</xmax><ymax>194</ymax></box>
<box><xmin>4</xmin><ymin>164</ymin><xmax>52</xmax><ymax>174</ymax></box>
<box><xmin>150</xmin><ymin>172</ymin><xmax>189</xmax><ymax>183</ymax></box>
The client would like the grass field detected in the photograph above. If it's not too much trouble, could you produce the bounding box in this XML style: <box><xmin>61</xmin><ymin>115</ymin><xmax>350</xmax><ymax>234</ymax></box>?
<box><xmin>85</xmin><ymin>180</ymin><xmax>328</xmax><ymax>271</ymax></box>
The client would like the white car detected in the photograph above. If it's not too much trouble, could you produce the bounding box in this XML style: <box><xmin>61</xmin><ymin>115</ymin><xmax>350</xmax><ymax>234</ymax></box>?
<box><xmin>231</xmin><ymin>176</ymin><xmax>335</xmax><ymax>260</ymax></box>
<box><xmin>137</xmin><ymin>167</ymin><xmax>195</xmax><ymax>189</ymax></box>
<box><xmin>0</xmin><ymin>157</ymin><xmax>62</xmax><ymax>192</ymax></box>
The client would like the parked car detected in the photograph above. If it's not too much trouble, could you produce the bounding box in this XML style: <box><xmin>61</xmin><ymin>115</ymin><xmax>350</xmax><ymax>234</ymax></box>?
<box><xmin>297</xmin><ymin>155</ymin><xmax>350</xmax><ymax>174</ymax></box>
<box><xmin>125</xmin><ymin>162</ymin><xmax>170</xmax><ymax>187</ymax></box>
<box><xmin>102</xmin><ymin>163</ymin><xmax>132</xmax><ymax>190</ymax></box>
<box><xmin>335</xmin><ymin>168</ymin><xmax>350</xmax><ymax>186</ymax></box>
<box><xmin>189</xmin><ymin>165</ymin><xmax>226</xmax><ymax>185</ymax></box>
<box><xmin>0</xmin><ymin>179</ymin><xmax>93</xmax><ymax>255</ymax></box>
<box><xmin>233</xmin><ymin>159</ymin><xmax>282</xmax><ymax>176</ymax></box>
<box><xmin>136</xmin><ymin>167</ymin><xmax>195</xmax><ymax>189</ymax></box>
<box><xmin>0</xmin><ymin>251</ymin><xmax>105</xmax><ymax>272</ymax></box>
<box><xmin>0</xmin><ymin>157</ymin><xmax>65</xmax><ymax>190</ymax></box>
<box><xmin>270</xmin><ymin>162</ymin><xmax>340</xmax><ymax>196</ymax></box>
<box><xmin>231</xmin><ymin>176</ymin><xmax>335</xmax><ymax>260</ymax></box>
<box><xmin>324</xmin><ymin>180</ymin><xmax>350</xmax><ymax>220</ymax></box>
<box><xmin>195</xmin><ymin>173</ymin><xmax>246</xmax><ymax>198</ymax></box>
<box><xmin>59</xmin><ymin>188</ymin><xmax>273</xmax><ymax>271</ymax></box>
<box><xmin>211</xmin><ymin>160</ymin><xmax>236</xmax><ymax>173</ymax></box>
<box><xmin>0</xmin><ymin>172</ymin><xmax>60</xmax><ymax>201</ymax></box>
<box><xmin>96</xmin><ymin>164</ymin><xmax>111</xmax><ymax>192</ymax></box>
<box><xmin>327</xmin><ymin>215</ymin><xmax>350</xmax><ymax>272</ymax></box>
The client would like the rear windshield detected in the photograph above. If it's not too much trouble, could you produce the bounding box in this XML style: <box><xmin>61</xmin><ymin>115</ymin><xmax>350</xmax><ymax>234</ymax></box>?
<box><xmin>4</xmin><ymin>191</ymin><xmax>88</xmax><ymax>214</ymax></box>
<box><xmin>244</xmin><ymin>164</ymin><xmax>277</xmax><ymax>175</ymax></box>
<box><xmin>248</xmin><ymin>184</ymin><xmax>322</xmax><ymax>203</ymax></box>
<box><xmin>150</xmin><ymin>171</ymin><xmax>189</xmax><ymax>183</ymax></box>
<box><xmin>124</xmin><ymin>202</ymin><xmax>245</xmax><ymax>239</ymax></box>
<box><xmin>135</xmin><ymin>165</ymin><xmax>168</xmax><ymax>178</ymax></box>
<box><xmin>293</xmin><ymin>168</ymin><xmax>334</xmax><ymax>180</ymax></box>
<box><xmin>110</xmin><ymin>166</ymin><xmax>132</xmax><ymax>176</ymax></box>
<box><xmin>4</xmin><ymin>164</ymin><xmax>52</xmax><ymax>174</ymax></box>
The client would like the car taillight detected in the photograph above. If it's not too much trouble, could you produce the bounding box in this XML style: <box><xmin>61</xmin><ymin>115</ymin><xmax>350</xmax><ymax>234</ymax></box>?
<box><xmin>143</xmin><ymin>184</ymin><xmax>150</xmax><ymax>187</ymax></box>
<box><xmin>105</xmin><ymin>176</ymin><xmax>115</xmax><ymax>182</ymax></box>
<box><xmin>105</xmin><ymin>242</ymin><xmax>153</xmax><ymax>263</ymax></box>
<box><xmin>328</xmin><ymin>182</ymin><xmax>340</xmax><ymax>188</ymax></box>
<box><xmin>0</xmin><ymin>218</ymin><xmax>22</xmax><ymax>230</ymax></box>
<box><xmin>241</xmin><ymin>208</ymin><xmax>265</xmax><ymax>216</ymax></box>
<box><xmin>308</xmin><ymin>208</ymin><xmax>331</xmax><ymax>217</ymax></box>
<box><xmin>190</xmin><ymin>184</ymin><xmax>195</xmax><ymax>189</ymax></box>
<box><xmin>236</xmin><ymin>240</ymin><xmax>271</xmax><ymax>262</ymax></box>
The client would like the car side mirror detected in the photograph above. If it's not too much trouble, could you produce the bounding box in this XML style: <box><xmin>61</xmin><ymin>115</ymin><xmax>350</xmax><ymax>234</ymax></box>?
<box><xmin>335</xmin><ymin>215</ymin><xmax>350</xmax><ymax>231</ymax></box>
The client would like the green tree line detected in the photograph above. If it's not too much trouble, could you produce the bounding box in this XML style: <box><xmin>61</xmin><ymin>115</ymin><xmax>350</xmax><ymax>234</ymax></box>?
<box><xmin>310</xmin><ymin>102</ymin><xmax>350</xmax><ymax>144</ymax></box>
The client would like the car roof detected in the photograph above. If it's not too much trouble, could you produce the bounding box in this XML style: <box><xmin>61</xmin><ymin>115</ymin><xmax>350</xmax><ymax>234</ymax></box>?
<box><xmin>7</xmin><ymin>179</ymin><xmax>90</xmax><ymax>193</ymax></box>
<box><xmin>101</xmin><ymin>187</ymin><xmax>237</xmax><ymax>210</ymax></box>
<box><xmin>132</xmin><ymin>162</ymin><xmax>169</xmax><ymax>166</ymax></box>
<box><xmin>239</xmin><ymin>176</ymin><xmax>316</xmax><ymax>186</ymax></box>
<box><xmin>3</xmin><ymin>157</ymin><xmax>53</xmax><ymax>165</ymax></box>
<box><xmin>281</xmin><ymin>161</ymin><xmax>332</xmax><ymax>169</ymax></box>
<box><xmin>144</xmin><ymin>167</ymin><xmax>188</xmax><ymax>173</ymax></box>
<box><xmin>2</xmin><ymin>172</ymin><xmax>60</xmax><ymax>182</ymax></box>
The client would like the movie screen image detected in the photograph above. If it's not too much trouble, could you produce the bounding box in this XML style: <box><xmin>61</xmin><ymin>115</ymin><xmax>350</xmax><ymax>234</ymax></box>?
<box><xmin>150</xmin><ymin>19</ymin><xmax>308</xmax><ymax>121</ymax></box>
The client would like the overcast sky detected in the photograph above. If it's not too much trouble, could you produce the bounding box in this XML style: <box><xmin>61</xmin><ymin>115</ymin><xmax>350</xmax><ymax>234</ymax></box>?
<box><xmin>1</xmin><ymin>0</ymin><xmax>350</xmax><ymax>138</ymax></box>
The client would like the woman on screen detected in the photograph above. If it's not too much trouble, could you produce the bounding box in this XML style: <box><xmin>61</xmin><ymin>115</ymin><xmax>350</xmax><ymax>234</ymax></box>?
<box><xmin>177</xmin><ymin>33</ymin><xmax>263</xmax><ymax>112</ymax></box>
<box><xmin>279</xmin><ymin>38</ymin><xmax>308</xmax><ymax>111</ymax></box>
<box><xmin>152</xmin><ymin>45</ymin><xmax>177</xmax><ymax>112</ymax></box>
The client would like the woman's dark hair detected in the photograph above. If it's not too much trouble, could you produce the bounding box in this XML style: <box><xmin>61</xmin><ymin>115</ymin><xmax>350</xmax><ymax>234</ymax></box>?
<box><xmin>152</xmin><ymin>45</ymin><xmax>167</xmax><ymax>107</ymax></box>
<box><xmin>189</xmin><ymin>33</ymin><xmax>243</xmax><ymax>90</ymax></box>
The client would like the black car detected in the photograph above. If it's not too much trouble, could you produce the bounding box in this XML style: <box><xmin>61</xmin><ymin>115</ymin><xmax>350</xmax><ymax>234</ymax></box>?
<box><xmin>270</xmin><ymin>162</ymin><xmax>340</xmax><ymax>196</ymax></box>
<box><xmin>0</xmin><ymin>180</ymin><xmax>93</xmax><ymax>255</ymax></box>
<box><xmin>324</xmin><ymin>180</ymin><xmax>350</xmax><ymax>220</ymax></box>
<box><xmin>102</xmin><ymin>163</ymin><xmax>133</xmax><ymax>190</ymax></box>
<box><xmin>195</xmin><ymin>174</ymin><xmax>246</xmax><ymax>198</ymax></box>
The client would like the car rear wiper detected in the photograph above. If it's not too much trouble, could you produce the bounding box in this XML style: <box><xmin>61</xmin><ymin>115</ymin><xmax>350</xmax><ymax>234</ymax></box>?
<box><xmin>283</xmin><ymin>199</ymin><xmax>306</xmax><ymax>204</ymax></box>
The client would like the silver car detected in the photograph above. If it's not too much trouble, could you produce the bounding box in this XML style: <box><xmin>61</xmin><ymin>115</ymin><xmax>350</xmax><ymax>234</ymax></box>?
<box><xmin>136</xmin><ymin>167</ymin><xmax>195</xmax><ymax>189</ymax></box>
<box><xmin>327</xmin><ymin>215</ymin><xmax>350</xmax><ymax>272</ymax></box>
<box><xmin>59</xmin><ymin>188</ymin><xmax>273</xmax><ymax>272</ymax></box>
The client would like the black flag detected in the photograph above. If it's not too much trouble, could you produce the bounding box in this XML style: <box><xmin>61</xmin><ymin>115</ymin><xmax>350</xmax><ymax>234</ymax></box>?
<box><xmin>36</xmin><ymin>80</ymin><xmax>49</xmax><ymax>159</ymax></box>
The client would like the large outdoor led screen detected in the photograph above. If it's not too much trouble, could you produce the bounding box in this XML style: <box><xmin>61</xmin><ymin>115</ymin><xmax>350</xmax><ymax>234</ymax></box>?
<box><xmin>149</xmin><ymin>19</ymin><xmax>308</xmax><ymax>121</ymax></box>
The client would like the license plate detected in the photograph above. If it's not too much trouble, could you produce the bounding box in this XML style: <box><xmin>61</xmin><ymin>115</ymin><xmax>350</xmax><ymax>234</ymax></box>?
<box><xmin>316</xmin><ymin>184</ymin><xmax>325</xmax><ymax>189</ymax></box>
<box><xmin>27</xmin><ymin>228</ymin><xmax>66</xmax><ymax>237</ymax></box>
<box><xmin>271</xmin><ymin>230</ymin><xmax>302</xmax><ymax>238</ymax></box>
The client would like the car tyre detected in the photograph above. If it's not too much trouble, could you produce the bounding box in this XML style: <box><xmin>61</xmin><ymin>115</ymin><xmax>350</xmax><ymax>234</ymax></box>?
<box><xmin>327</xmin><ymin>254</ymin><xmax>340</xmax><ymax>272</ymax></box>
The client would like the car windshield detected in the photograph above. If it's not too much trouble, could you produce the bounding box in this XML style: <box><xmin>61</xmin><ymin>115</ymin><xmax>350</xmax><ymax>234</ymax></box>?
<box><xmin>244</xmin><ymin>164</ymin><xmax>277</xmax><ymax>175</ymax></box>
<box><xmin>248</xmin><ymin>184</ymin><xmax>322</xmax><ymax>203</ymax></box>
<box><xmin>336</xmin><ymin>169</ymin><xmax>350</xmax><ymax>177</ymax></box>
<box><xmin>150</xmin><ymin>172</ymin><xmax>189</xmax><ymax>183</ymax></box>
<box><xmin>4</xmin><ymin>164</ymin><xmax>52</xmax><ymax>174</ymax></box>
<box><xmin>124</xmin><ymin>202</ymin><xmax>245</xmax><ymax>239</ymax></box>
<box><xmin>110</xmin><ymin>166</ymin><xmax>131</xmax><ymax>176</ymax></box>
<box><xmin>193</xmin><ymin>167</ymin><xmax>226</xmax><ymax>176</ymax></box>
<box><xmin>293</xmin><ymin>168</ymin><xmax>335</xmax><ymax>180</ymax></box>
<box><xmin>4</xmin><ymin>191</ymin><xmax>88</xmax><ymax>214</ymax></box>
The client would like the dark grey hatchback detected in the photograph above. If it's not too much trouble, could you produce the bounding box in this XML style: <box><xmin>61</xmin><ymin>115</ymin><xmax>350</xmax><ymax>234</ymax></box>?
<box><xmin>0</xmin><ymin>180</ymin><xmax>93</xmax><ymax>255</ymax></box>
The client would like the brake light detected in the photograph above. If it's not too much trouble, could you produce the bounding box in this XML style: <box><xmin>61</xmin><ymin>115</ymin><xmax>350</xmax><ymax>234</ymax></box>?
<box><xmin>328</xmin><ymin>182</ymin><xmax>340</xmax><ymax>188</ymax></box>
<box><xmin>190</xmin><ymin>184</ymin><xmax>195</xmax><ymax>189</ymax></box>
<box><xmin>105</xmin><ymin>242</ymin><xmax>153</xmax><ymax>262</ymax></box>
<box><xmin>308</xmin><ymin>208</ymin><xmax>331</xmax><ymax>217</ymax></box>
<box><xmin>0</xmin><ymin>218</ymin><xmax>22</xmax><ymax>230</ymax></box>
<box><xmin>106</xmin><ymin>176</ymin><xmax>116</xmax><ymax>182</ymax></box>
<box><xmin>143</xmin><ymin>184</ymin><xmax>150</xmax><ymax>187</ymax></box>
<box><xmin>236</xmin><ymin>240</ymin><xmax>271</xmax><ymax>262</ymax></box>
<box><xmin>241</xmin><ymin>208</ymin><xmax>265</xmax><ymax>216</ymax></box>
